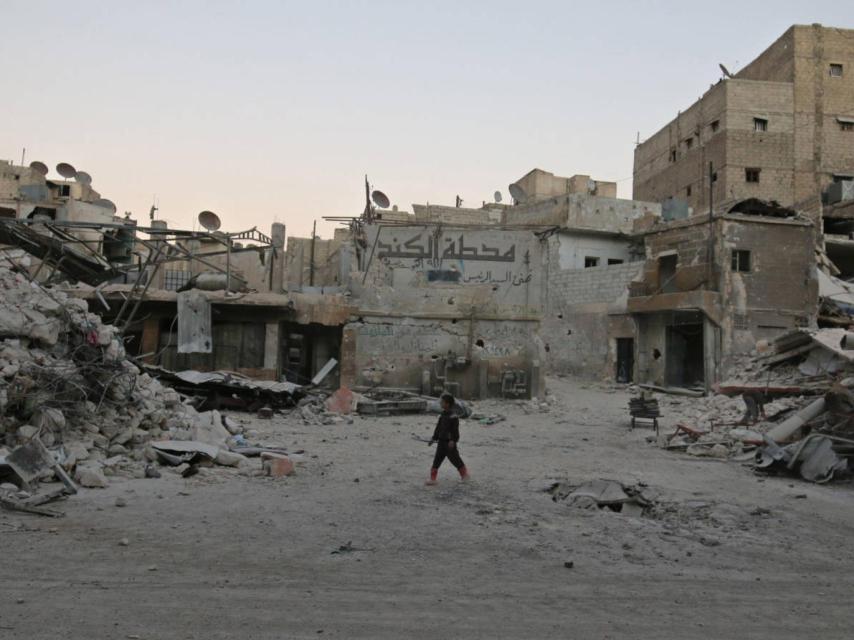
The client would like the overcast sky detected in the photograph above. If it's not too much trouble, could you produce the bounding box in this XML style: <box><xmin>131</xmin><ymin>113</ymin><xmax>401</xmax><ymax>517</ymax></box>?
<box><xmin>1</xmin><ymin>1</ymin><xmax>851</xmax><ymax>238</ymax></box>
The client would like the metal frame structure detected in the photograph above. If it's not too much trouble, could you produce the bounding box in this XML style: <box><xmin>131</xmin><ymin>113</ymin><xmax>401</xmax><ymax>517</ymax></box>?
<box><xmin>0</xmin><ymin>218</ymin><xmax>276</xmax><ymax>333</ymax></box>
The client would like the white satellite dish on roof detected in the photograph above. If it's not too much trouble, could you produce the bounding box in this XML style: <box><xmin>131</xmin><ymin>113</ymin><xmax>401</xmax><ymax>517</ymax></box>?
<box><xmin>198</xmin><ymin>210</ymin><xmax>222</xmax><ymax>231</ymax></box>
<box><xmin>56</xmin><ymin>162</ymin><xmax>76</xmax><ymax>179</ymax></box>
<box><xmin>75</xmin><ymin>171</ymin><xmax>92</xmax><ymax>186</ymax></box>
<box><xmin>93</xmin><ymin>198</ymin><xmax>117</xmax><ymax>214</ymax></box>
<box><xmin>508</xmin><ymin>183</ymin><xmax>528</xmax><ymax>205</ymax></box>
<box><xmin>29</xmin><ymin>161</ymin><xmax>48</xmax><ymax>176</ymax></box>
<box><xmin>494</xmin><ymin>190</ymin><xmax>503</xmax><ymax>203</ymax></box>
<box><xmin>371</xmin><ymin>190</ymin><xmax>390</xmax><ymax>209</ymax></box>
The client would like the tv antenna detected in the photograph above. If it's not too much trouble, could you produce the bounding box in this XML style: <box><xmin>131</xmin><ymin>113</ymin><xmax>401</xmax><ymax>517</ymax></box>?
<box><xmin>363</xmin><ymin>175</ymin><xmax>390</xmax><ymax>222</ymax></box>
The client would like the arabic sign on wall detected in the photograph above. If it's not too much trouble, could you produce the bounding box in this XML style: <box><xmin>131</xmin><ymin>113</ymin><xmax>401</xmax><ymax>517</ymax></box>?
<box><xmin>366</xmin><ymin>225</ymin><xmax>539</xmax><ymax>289</ymax></box>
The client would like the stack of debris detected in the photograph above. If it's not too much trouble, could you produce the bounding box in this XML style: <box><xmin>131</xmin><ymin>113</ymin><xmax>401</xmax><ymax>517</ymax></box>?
<box><xmin>656</xmin><ymin>328</ymin><xmax>854</xmax><ymax>483</ymax></box>
<box><xmin>0</xmin><ymin>265</ymin><xmax>279</xmax><ymax>511</ymax></box>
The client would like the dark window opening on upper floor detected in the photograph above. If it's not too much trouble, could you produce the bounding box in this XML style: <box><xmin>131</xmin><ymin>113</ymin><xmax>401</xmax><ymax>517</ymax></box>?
<box><xmin>710</xmin><ymin>120</ymin><xmax>720</xmax><ymax>133</ymax></box>
<box><xmin>745</xmin><ymin>168</ymin><xmax>761</xmax><ymax>183</ymax></box>
<box><xmin>608</xmin><ymin>259</ymin><xmax>624</xmax><ymax>266</ymax></box>
<box><xmin>58</xmin><ymin>185</ymin><xmax>71</xmax><ymax>197</ymax></box>
<box><xmin>584</xmin><ymin>257</ymin><xmax>600</xmax><ymax>268</ymax></box>
<box><xmin>686</xmin><ymin>185</ymin><xmax>692</xmax><ymax>197</ymax></box>
<box><xmin>830</xmin><ymin>63</ymin><xmax>843</xmax><ymax>78</ymax></box>
<box><xmin>669</xmin><ymin>149</ymin><xmax>677</xmax><ymax>163</ymax></box>
<box><xmin>833</xmin><ymin>174</ymin><xmax>854</xmax><ymax>183</ymax></box>
<box><xmin>753</xmin><ymin>118</ymin><xmax>768</xmax><ymax>132</ymax></box>
<box><xmin>732</xmin><ymin>250</ymin><xmax>751</xmax><ymax>273</ymax></box>
<box><xmin>840</xmin><ymin>120</ymin><xmax>854</xmax><ymax>132</ymax></box>
<box><xmin>685</xmin><ymin>137</ymin><xmax>693</xmax><ymax>150</ymax></box>
<box><xmin>658</xmin><ymin>254</ymin><xmax>678</xmax><ymax>293</ymax></box>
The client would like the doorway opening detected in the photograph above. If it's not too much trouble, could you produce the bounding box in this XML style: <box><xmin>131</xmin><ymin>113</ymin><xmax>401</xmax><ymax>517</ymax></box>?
<box><xmin>665</xmin><ymin>321</ymin><xmax>704</xmax><ymax>387</ymax></box>
<box><xmin>616</xmin><ymin>338</ymin><xmax>634</xmax><ymax>383</ymax></box>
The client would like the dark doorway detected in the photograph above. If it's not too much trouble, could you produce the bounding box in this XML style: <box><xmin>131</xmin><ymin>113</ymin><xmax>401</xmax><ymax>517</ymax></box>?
<box><xmin>279</xmin><ymin>322</ymin><xmax>343</xmax><ymax>386</ymax></box>
<box><xmin>616</xmin><ymin>338</ymin><xmax>634</xmax><ymax>383</ymax></box>
<box><xmin>665</xmin><ymin>323</ymin><xmax>704</xmax><ymax>387</ymax></box>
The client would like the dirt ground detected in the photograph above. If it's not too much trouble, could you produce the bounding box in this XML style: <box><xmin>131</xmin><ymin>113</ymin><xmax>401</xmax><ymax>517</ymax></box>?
<box><xmin>2</xmin><ymin>375</ymin><xmax>854</xmax><ymax>639</ymax></box>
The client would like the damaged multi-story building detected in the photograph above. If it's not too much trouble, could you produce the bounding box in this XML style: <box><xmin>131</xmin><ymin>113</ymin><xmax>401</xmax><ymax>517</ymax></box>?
<box><xmin>627</xmin><ymin>23</ymin><xmax>854</xmax><ymax>389</ymax></box>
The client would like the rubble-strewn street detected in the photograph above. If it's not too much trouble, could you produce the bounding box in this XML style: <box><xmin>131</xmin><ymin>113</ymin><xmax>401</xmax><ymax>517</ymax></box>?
<box><xmin>2</xmin><ymin>375</ymin><xmax>854</xmax><ymax>639</ymax></box>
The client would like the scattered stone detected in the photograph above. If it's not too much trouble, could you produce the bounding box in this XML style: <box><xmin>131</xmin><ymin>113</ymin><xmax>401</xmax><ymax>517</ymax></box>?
<box><xmin>75</xmin><ymin>466</ymin><xmax>109</xmax><ymax>489</ymax></box>
<box><xmin>214</xmin><ymin>449</ymin><xmax>248</xmax><ymax>468</ymax></box>
<box><xmin>261</xmin><ymin>452</ymin><xmax>295</xmax><ymax>478</ymax></box>
<box><xmin>563</xmin><ymin>561</ymin><xmax>574</xmax><ymax>569</ymax></box>
<box><xmin>115</xmin><ymin>497</ymin><xmax>127</xmax><ymax>508</ymax></box>
<box><xmin>118</xmin><ymin>537</ymin><xmax>130</xmax><ymax>547</ymax></box>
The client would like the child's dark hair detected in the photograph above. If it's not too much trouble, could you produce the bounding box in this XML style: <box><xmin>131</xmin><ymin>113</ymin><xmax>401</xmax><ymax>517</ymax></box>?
<box><xmin>440</xmin><ymin>392</ymin><xmax>455</xmax><ymax>407</ymax></box>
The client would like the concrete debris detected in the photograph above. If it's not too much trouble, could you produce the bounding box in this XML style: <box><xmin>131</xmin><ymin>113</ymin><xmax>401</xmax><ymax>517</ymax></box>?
<box><xmin>0</xmin><ymin>265</ymin><xmax>269</xmax><ymax>507</ymax></box>
<box><xmin>261</xmin><ymin>452</ymin><xmax>294</xmax><ymax>477</ymax></box>
<box><xmin>657</xmin><ymin>330</ymin><xmax>854</xmax><ymax>482</ymax></box>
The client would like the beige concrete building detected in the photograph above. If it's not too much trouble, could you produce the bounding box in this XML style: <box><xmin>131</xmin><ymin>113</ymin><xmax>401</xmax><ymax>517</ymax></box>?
<box><xmin>633</xmin><ymin>24</ymin><xmax>854</xmax><ymax>213</ymax></box>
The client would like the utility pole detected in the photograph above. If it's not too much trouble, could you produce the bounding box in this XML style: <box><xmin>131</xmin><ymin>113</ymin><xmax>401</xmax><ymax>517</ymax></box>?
<box><xmin>708</xmin><ymin>161</ymin><xmax>715</xmax><ymax>290</ymax></box>
<box><xmin>309</xmin><ymin>220</ymin><xmax>317</xmax><ymax>287</ymax></box>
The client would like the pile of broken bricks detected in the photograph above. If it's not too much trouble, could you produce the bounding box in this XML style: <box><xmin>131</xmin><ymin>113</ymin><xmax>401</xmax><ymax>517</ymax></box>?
<box><xmin>0</xmin><ymin>264</ymin><xmax>299</xmax><ymax>516</ymax></box>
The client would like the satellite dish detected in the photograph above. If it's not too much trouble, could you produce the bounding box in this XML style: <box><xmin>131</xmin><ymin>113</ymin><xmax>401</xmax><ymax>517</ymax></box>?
<box><xmin>198</xmin><ymin>210</ymin><xmax>222</xmax><ymax>231</ymax></box>
<box><xmin>75</xmin><ymin>171</ymin><xmax>92</xmax><ymax>185</ymax></box>
<box><xmin>29</xmin><ymin>161</ymin><xmax>48</xmax><ymax>176</ymax></box>
<box><xmin>508</xmin><ymin>183</ymin><xmax>528</xmax><ymax>204</ymax></box>
<box><xmin>371</xmin><ymin>190</ymin><xmax>390</xmax><ymax>209</ymax></box>
<box><xmin>494</xmin><ymin>191</ymin><xmax>503</xmax><ymax>203</ymax></box>
<box><xmin>93</xmin><ymin>198</ymin><xmax>117</xmax><ymax>213</ymax></box>
<box><xmin>587</xmin><ymin>179</ymin><xmax>597</xmax><ymax>194</ymax></box>
<box><xmin>56</xmin><ymin>162</ymin><xmax>77</xmax><ymax>179</ymax></box>
<box><xmin>719</xmin><ymin>63</ymin><xmax>733</xmax><ymax>78</ymax></box>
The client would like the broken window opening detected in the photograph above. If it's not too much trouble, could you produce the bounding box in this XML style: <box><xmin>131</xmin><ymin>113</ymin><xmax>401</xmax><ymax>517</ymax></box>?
<box><xmin>753</xmin><ymin>118</ymin><xmax>768</xmax><ymax>132</ymax></box>
<box><xmin>475</xmin><ymin>339</ymin><xmax>485</xmax><ymax>348</ymax></box>
<box><xmin>840</xmin><ymin>122</ymin><xmax>854</xmax><ymax>132</ymax></box>
<box><xmin>669</xmin><ymin>149</ymin><xmax>677</xmax><ymax>163</ymax></box>
<box><xmin>685</xmin><ymin>137</ymin><xmax>693</xmax><ymax>150</ymax></box>
<box><xmin>710</xmin><ymin>120</ymin><xmax>720</xmax><ymax>133</ymax></box>
<box><xmin>164</xmin><ymin>270</ymin><xmax>191</xmax><ymax>291</ymax></box>
<box><xmin>830</xmin><ymin>63</ymin><xmax>843</xmax><ymax>78</ymax></box>
<box><xmin>686</xmin><ymin>185</ymin><xmax>692</xmax><ymax>197</ymax></box>
<box><xmin>608</xmin><ymin>259</ymin><xmax>624</xmax><ymax>266</ymax></box>
<box><xmin>731</xmin><ymin>249</ymin><xmax>751</xmax><ymax>272</ymax></box>
<box><xmin>584</xmin><ymin>256</ymin><xmax>600</xmax><ymax>268</ymax></box>
<box><xmin>745</xmin><ymin>168</ymin><xmax>761</xmax><ymax>183</ymax></box>
<box><xmin>658</xmin><ymin>254</ymin><xmax>678</xmax><ymax>293</ymax></box>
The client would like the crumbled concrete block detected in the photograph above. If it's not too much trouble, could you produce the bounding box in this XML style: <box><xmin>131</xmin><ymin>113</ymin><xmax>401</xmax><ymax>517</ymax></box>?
<box><xmin>214</xmin><ymin>449</ymin><xmax>248</xmax><ymax>467</ymax></box>
<box><xmin>75</xmin><ymin>466</ymin><xmax>109</xmax><ymax>488</ymax></box>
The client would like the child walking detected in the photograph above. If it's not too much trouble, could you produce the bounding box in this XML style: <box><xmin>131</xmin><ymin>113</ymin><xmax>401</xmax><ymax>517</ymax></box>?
<box><xmin>425</xmin><ymin>393</ymin><xmax>469</xmax><ymax>485</ymax></box>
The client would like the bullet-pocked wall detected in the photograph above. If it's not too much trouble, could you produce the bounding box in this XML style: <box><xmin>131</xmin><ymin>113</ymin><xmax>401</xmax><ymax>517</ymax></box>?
<box><xmin>342</xmin><ymin>223</ymin><xmax>545</xmax><ymax>398</ymax></box>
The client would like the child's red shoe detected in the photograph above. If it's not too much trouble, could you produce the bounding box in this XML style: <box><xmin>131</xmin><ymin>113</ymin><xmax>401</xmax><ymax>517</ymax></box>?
<box><xmin>425</xmin><ymin>468</ymin><xmax>438</xmax><ymax>486</ymax></box>
<box><xmin>459</xmin><ymin>466</ymin><xmax>470</xmax><ymax>481</ymax></box>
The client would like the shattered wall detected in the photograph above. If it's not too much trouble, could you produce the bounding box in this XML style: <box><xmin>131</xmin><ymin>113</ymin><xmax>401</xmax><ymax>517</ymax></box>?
<box><xmin>502</xmin><ymin>193</ymin><xmax>660</xmax><ymax>233</ymax></box>
<box><xmin>630</xmin><ymin>214</ymin><xmax>817</xmax><ymax>384</ymax></box>
<box><xmin>285</xmin><ymin>228</ymin><xmax>351</xmax><ymax>291</ymax></box>
<box><xmin>345</xmin><ymin>223</ymin><xmax>545</xmax><ymax>398</ymax></box>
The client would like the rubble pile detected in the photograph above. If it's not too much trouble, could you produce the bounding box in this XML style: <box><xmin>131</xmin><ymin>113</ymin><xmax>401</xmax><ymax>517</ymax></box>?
<box><xmin>0</xmin><ymin>266</ymin><xmax>252</xmax><ymax>497</ymax></box>
<box><xmin>655</xmin><ymin>329</ymin><xmax>854</xmax><ymax>483</ymax></box>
